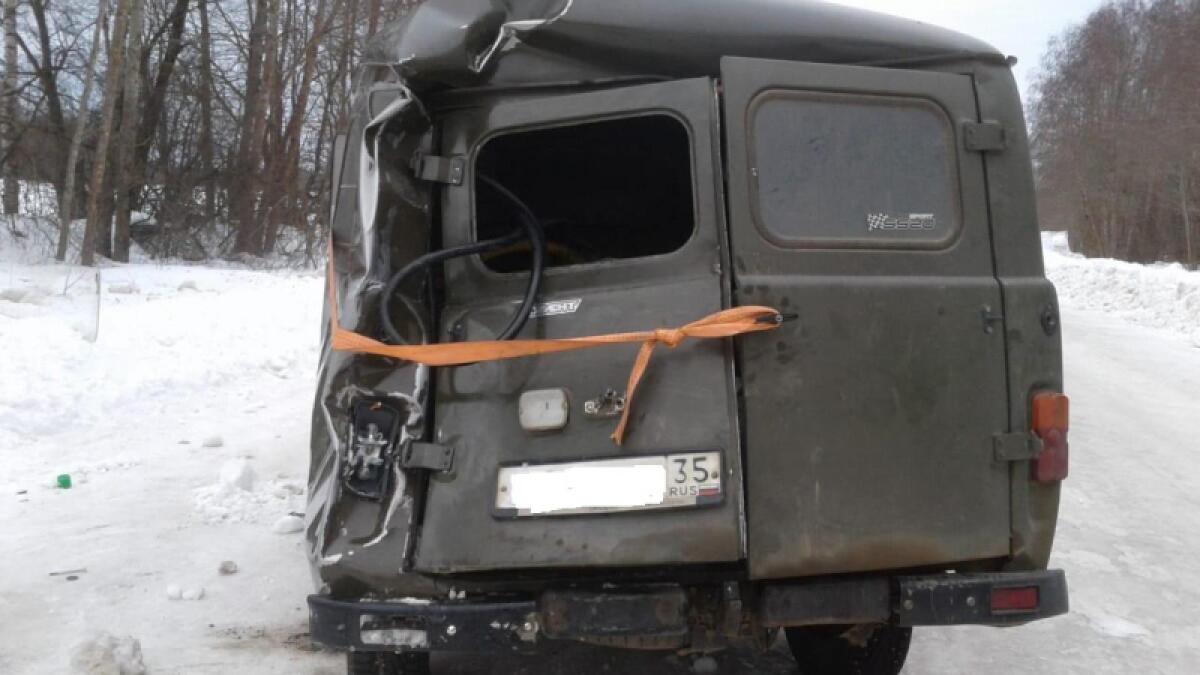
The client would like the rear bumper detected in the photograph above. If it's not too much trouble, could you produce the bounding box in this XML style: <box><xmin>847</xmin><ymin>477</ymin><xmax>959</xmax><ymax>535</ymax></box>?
<box><xmin>760</xmin><ymin>569</ymin><xmax>1068</xmax><ymax>628</ymax></box>
<box><xmin>309</xmin><ymin>570</ymin><xmax>1068</xmax><ymax>653</ymax></box>
<box><xmin>896</xmin><ymin>570</ymin><xmax>1068</xmax><ymax>627</ymax></box>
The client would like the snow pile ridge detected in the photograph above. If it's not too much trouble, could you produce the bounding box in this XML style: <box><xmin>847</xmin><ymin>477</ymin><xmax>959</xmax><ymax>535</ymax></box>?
<box><xmin>70</xmin><ymin>633</ymin><xmax>146</xmax><ymax>675</ymax></box>
<box><xmin>192</xmin><ymin>459</ymin><xmax>304</xmax><ymax>524</ymax></box>
<box><xmin>1043</xmin><ymin>232</ymin><xmax>1200</xmax><ymax>346</ymax></box>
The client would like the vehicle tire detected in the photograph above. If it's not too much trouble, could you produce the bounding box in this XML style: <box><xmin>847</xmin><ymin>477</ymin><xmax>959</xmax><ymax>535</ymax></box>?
<box><xmin>346</xmin><ymin>650</ymin><xmax>431</xmax><ymax>675</ymax></box>
<box><xmin>784</xmin><ymin>624</ymin><xmax>912</xmax><ymax>675</ymax></box>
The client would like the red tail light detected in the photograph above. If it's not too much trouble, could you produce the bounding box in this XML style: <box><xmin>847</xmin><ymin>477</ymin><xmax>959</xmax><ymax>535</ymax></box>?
<box><xmin>991</xmin><ymin>586</ymin><xmax>1040</xmax><ymax>613</ymax></box>
<box><xmin>1031</xmin><ymin>392</ymin><xmax>1069</xmax><ymax>483</ymax></box>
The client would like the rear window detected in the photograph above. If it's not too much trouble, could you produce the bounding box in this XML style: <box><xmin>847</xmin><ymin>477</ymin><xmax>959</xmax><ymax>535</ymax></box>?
<box><xmin>475</xmin><ymin>114</ymin><xmax>694</xmax><ymax>272</ymax></box>
<box><xmin>748</xmin><ymin>91</ymin><xmax>961</xmax><ymax>249</ymax></box>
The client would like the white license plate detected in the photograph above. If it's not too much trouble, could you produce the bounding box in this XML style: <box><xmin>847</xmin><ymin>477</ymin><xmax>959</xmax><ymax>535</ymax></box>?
<box><xmin>495</xmin><ymin>452</ymin><xmax>723</xmax><ymax>517</ymax></box>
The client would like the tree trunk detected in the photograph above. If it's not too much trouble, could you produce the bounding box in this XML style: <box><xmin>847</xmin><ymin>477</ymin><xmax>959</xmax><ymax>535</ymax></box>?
<box><xmin>57</xmin><ymin>0</ymin><xmax>110</xmax><ymax>261</ymax></box>
<box><xmin>197</xmin><ymin>0</ymin><xmax>216</xmax><ymax>224</ymax></box>
<box><xmin>267</xmin><ymin>0</ymin><xmax>333</xmax><ymax>255</ymax></box>
<box><xmin>130</xmin><ymin>0</ymin><xmax>188</xmax><ymax>213</ymax></box>
<box><xmin>258</xmin><ymin>0</ymin><xmax>287</xmax><ymax>255</ymax></box>
<box><xmin>81</xmin><ymin>0</ymin><xmax>132</xmax><ymax>267</ymax></box>
<box><xmin>231</xmin><ymin>0</ymin><xmax>271</xmax><ymax>255</ymax></box>
<box><xmin>1183</xmin><ymin>163</ymin><xmax>1194</xmax><ymax>266</ymax></box>
<box><xmin>2</xmin><ymin>0</ymin><xmax>20</xmax><ymax>214</ymax></box>
<box><xmin>366</xmin><ymin>0</ymin><xmax>382</xmax><ymax>38</ymax></box>
<box><xmin>29</xmin><ymin>0</ymin><xmax>69</xmax><ymax>215</ymax></box>
<box><xmin>112</xmin><ymin>0</ymin><xmax>145</xmax><ymax>262</ymax></box>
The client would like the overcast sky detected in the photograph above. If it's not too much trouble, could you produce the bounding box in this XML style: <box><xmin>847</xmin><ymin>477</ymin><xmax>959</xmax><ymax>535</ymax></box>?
<box><xmin>833</xmin><ymin>0</ymin><xmax>1106</xmax><ymax>100</ymax></box>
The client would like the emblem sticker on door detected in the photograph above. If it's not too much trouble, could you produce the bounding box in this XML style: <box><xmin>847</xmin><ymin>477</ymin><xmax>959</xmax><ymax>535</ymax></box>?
<box><xmin>525</xmin><ymin>298</ymin><xmax>582</xmax><ymax>318</ymax></box>
<box><xmin>866</xmin><ymin>213</ymin><xmax>937</xmax><ymax>232</ymax></box>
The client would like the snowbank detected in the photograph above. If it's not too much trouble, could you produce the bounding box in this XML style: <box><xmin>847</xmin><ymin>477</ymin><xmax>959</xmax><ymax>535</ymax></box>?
<box><xmin>2</xmin><ymin>214</ymin><xmax>151</xmax><ymax>265</ymax></box>
<box><xmin>1</xmin><ymin>252</ymin><xmax>330</xmax><ymax>673</ymax></box>
<box><xmin>1043</xmin><ymin>231</ymin><xmax>1200</xmax><ymax>346</ymax></box>
<box><xmin>0</xmin><ymin>255</ymin><xmax>321</xmax><ymax>445</ymax></box>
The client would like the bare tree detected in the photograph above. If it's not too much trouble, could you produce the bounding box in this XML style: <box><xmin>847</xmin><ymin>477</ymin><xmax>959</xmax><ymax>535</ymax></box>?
<box><xmin>231</xmin><ymin>0</ymin><xmax>271</xmax><ymax>255</ymax></box>
<box><xmin>15</xmin><ymin>0</ymin><xmax>424</xmax><ymax>265</ymax></box>
<box><xmin>2</xmin><ymin>0</ymin><xmax>19</xmax><ymax>214</ymax></box>
<box><xmin>56</xmin><ymin>0</ymin><xmax>110</xmax><ymax>261</ymax></box>
<box><xmin>112</xmin><ymin>0</ymin><xmax>145</xmax><ymax>262</ymax></box>
<box><xmin>197</xmin><ymin>0</ymin><xmax>215</xmax><ymax>224</ymax></box>
<box><xmin>1031</xmin><ymin>0</ymin><xmax>1200</xmax><ymax>265</ymax></box>
<box><xmin>81</xmin><ymin>0</ymin><xmax>133</xmax><ymax>266</ymax></box>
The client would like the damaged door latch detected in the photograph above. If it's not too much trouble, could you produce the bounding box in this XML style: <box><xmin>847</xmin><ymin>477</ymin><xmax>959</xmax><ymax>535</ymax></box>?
<box><xmin>583</xmin><ymin>389</ymin><xmax>626</xmax><ymax>419</ymax></box>
<box><xmin>344</xmin><ymin>399</ymin><xmax>404</xmax><ymax>500</ymax></box>
<box><xmin>344</xmin><ymin>398</ymin><xmax>455</xmax><ymax>500</ymax></box>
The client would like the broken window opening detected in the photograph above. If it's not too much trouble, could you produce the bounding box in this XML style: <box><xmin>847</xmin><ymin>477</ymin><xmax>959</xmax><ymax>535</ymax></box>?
<box><xmin>474</xmin><ymin>114</ymin><xmax>695</xmax><ymax>272</ymax></box>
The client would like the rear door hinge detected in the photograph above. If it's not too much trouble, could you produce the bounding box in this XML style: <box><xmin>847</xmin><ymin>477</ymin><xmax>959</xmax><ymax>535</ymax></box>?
<box><xmin>401</xmin><ymin>441</ymin><xmax>456</xmax><ymax>472</ymax></box>
<box><xmin>963</xmin><ymin>121</ymin><xmax>1007</xmax><ymax>153</ymax></box>
<box><xmin>993</xmin><ymin>432</ymin><xmax>1042</xmax><ymax>462</ymax></box>
<box><xmin>411</xmin><ymin>152</ymin><xmax>466</xmax><ymax>185</ymax></box>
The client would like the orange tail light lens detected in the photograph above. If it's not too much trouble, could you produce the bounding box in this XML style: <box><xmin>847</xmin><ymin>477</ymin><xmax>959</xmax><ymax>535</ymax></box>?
<box><xmin>1031</xmin><ymin>392</ymin><xmax>1069</xmax><ymax>483</ymax></box>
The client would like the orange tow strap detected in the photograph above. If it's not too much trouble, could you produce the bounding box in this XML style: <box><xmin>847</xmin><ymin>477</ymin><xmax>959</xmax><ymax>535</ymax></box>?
<box><xmin>326</xmin><ymin>250</ymin><xmax>782</xmax><ymax>444</ymax></box>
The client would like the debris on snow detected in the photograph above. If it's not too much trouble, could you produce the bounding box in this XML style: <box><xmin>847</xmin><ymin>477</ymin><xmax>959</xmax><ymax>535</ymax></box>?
<box><xmin>70</xmin><ymin>632</ymin><xmax>146</xmax><ymax>675</ymax></box>
<box><xmin>218</xmin><ymin>560</ymin><xmax>239</xmax><ymax>575</ymax></box>
<box><xmin>192</xmin><ymin>460</ymin><xmax>279</xmax><ymax>523</ymax></box>
<box><xmin>50</xmin><ymin>568</ymin><xmax>88</xmax><ymax>577</ymax></box>
<box><xmin>177</xmin><ymin>279</ymin><xmax>199</xmax><ymax>292</ymax></box>
<box><xmin>166</xmin><ymin>584</ymin><xmax>205</xmax><ymax>601</ymax></box>
<box><xmin>201</xmin><ymin>435</ymin><xmax>225</xmax><ymax>448</ymax></box>
<box><xmin>193</xmin><ymin>475</ymin><xmax>304</xmax><ymax>524</ymax></box>
<box><xmin>106</xmin><ymin>282</ymin><xmax>139</xmax><ymax>295</ymax></box>
<box><xmin>272</xmin><ymin>515</ymin><xmax>304</xmax><ymax>534</ymax></box>
<box><xmin>218</xmin><ymin>459</ymin><xmax>255</xmax><ymax>491</ymax></box>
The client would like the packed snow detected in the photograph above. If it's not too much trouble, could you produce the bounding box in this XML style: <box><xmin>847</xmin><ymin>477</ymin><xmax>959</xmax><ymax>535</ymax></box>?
<box><xmin>2</xmin><ymin>220</ymin><xmax>1198</xmax><ymax>673</ymax></box>
<box><xmin>1044</xmin><ymin>231</ymin><xmax>1200</xmax><ymax>346</ymax></box>
<box><xmin>70</xmin><ymin>632</ymin><xmax>147</xmax><ymax>675</ymax></box>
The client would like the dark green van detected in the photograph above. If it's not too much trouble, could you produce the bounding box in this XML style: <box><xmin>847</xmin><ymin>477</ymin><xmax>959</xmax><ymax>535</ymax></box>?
<box><xmin>308</xmin><ymin>1</ymin><xmax>1070</xmax><ymax>673</ymax></box>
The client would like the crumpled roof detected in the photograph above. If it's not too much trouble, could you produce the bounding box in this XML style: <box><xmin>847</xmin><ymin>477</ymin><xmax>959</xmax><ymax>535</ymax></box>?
<box><xmin>365</xmin><ymin>0</ymin><xmax>1004</xmax><ymax>91</ymax></box>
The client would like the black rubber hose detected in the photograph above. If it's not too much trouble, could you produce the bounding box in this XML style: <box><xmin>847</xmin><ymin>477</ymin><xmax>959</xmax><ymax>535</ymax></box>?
<box><xmin>378</xmin><ymin>175</ymin><xmax>545</xmax><ymax>346</ymax></box>
<box><xmin>378</xmin><ymin>230</ymin><xmax>523</xmax><ymax>344</ymax></box>
<box><xmin>478</xmin><ymin>174</ymin><xmax>546</xmax><ymax>340</ymax></box>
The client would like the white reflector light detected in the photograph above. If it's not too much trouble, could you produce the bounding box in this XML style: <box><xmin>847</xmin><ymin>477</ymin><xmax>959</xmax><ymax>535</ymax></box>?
<box><xmin>518</xmin><ymin>388</ymin><xmax>569</xmax><ymax>432</ymax></box>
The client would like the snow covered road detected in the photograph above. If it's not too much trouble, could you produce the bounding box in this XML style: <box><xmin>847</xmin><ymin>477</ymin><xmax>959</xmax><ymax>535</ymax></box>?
<box><xmin>2</xmin><ymin>236</ymin><xmax>1198</xmax><ymax>673</ymax></box>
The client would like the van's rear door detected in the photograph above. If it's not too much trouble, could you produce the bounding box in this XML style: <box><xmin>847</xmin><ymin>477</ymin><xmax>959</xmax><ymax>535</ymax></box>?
<box><xmin>415</xmin><ymin>78</ymin><xmax>744</xmax><ymax>573</ymax></box>
<box><xmin>721</xmin><ymin>57</ymin><xmax>1011</xmax><ymax>579</ymax></box>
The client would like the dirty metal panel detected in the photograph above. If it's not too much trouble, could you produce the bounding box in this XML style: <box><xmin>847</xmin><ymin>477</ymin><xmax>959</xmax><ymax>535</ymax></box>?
<box><xmin>416</xmin><ymin>78</ymin><xmax>742</xmax><ymax>572</ymax></box>
<box><xmin>722</xmin><ymin>57</ymin><xmax>1012</xmax><ymax>579</ymax></box>
<box><xmin>539</xmin><ymin>587</ymin><xmax>688</xmax><ymax>642</ymax></box>
<box><xmin>738</xmin><ymin>279</ymin><xmax>1011</xmax><ymax>577</ymax></box>
<box><xmin>418</xmin><ymin>276</ymin><xmax>742</xmax><ymax>571</ymax></box>
<box><xmin>971</xmin><ymin>62</ymin><xmax>1064</xmax><ymax>570</ymax></box>
<box><xmin>760</xmin><ymin>579</ymin><xmax>890</xmax><ymax>627</ymax></box>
